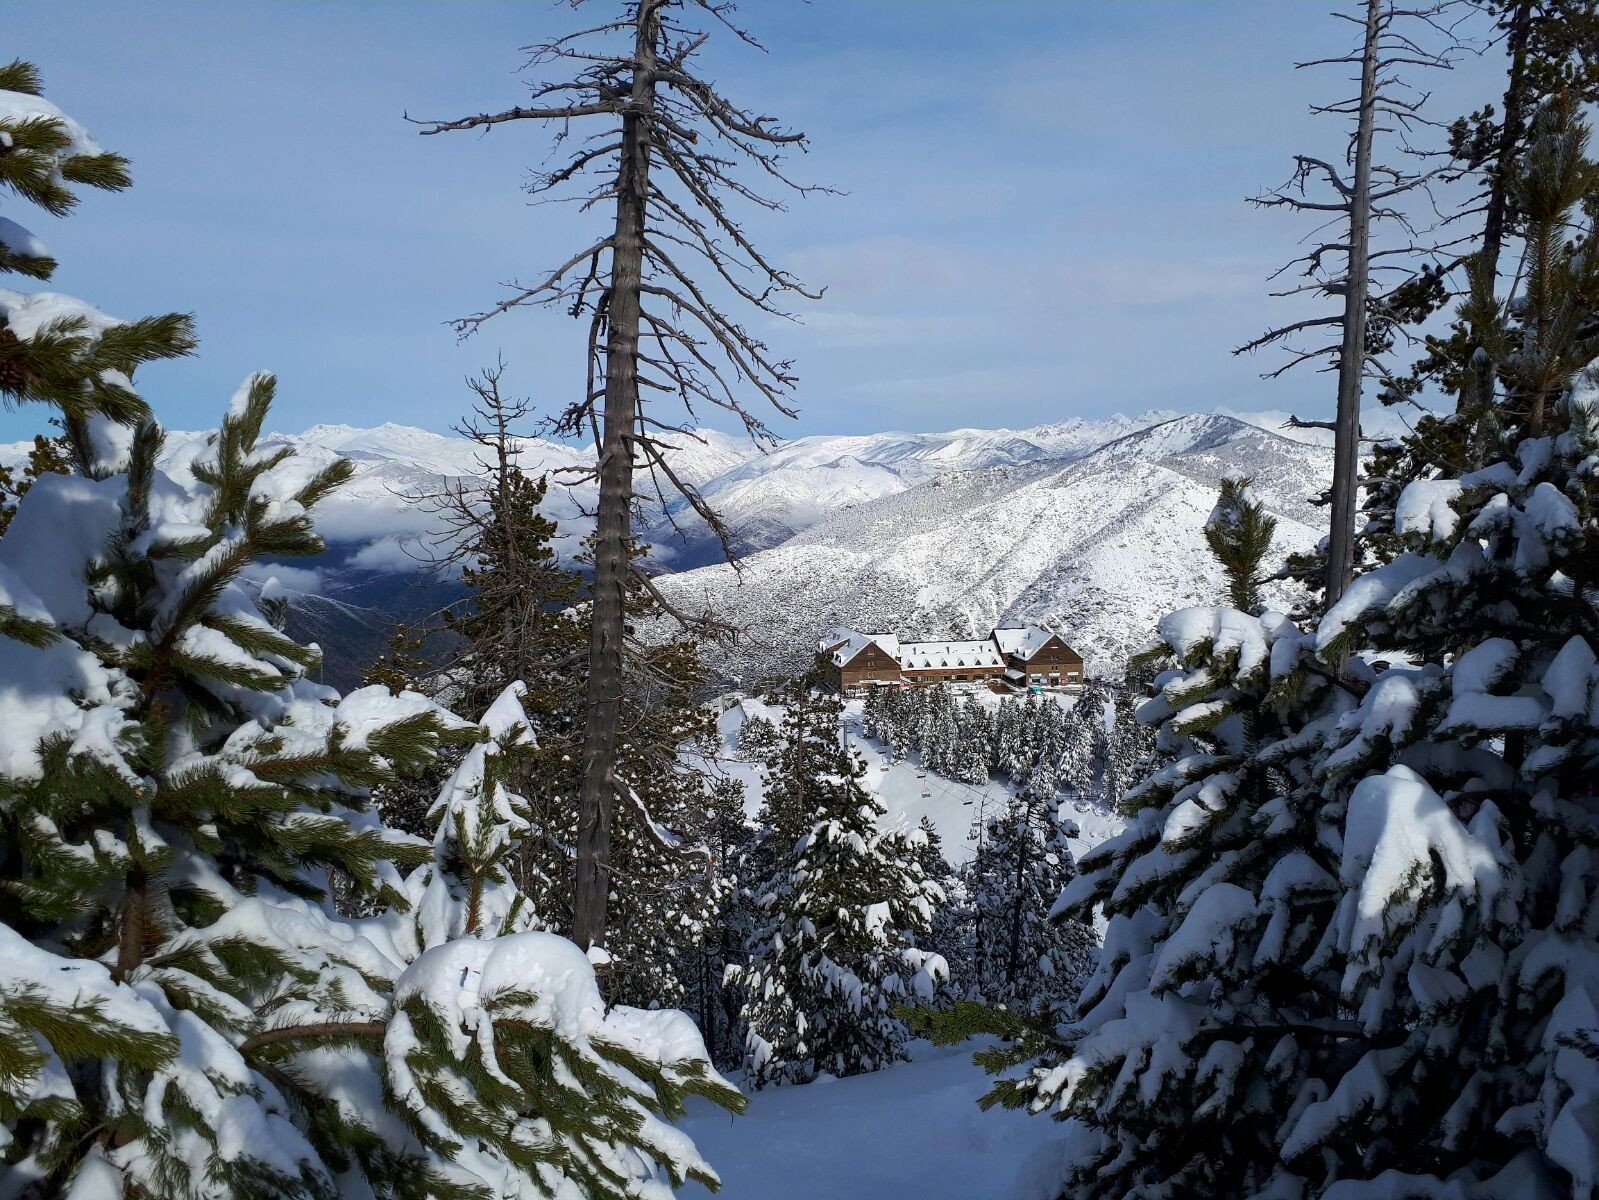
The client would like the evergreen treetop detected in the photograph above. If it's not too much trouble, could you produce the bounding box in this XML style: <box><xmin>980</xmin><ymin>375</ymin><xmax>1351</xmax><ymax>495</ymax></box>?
<box><xmin>732</xmin><ymin>688</ymin><xmax>946</xmax><ymax>1087</ymax></box>
<box><xmin>0</xmin><ymin>61</ymin><xmax>194</xmax><ymax>451</ymax></box>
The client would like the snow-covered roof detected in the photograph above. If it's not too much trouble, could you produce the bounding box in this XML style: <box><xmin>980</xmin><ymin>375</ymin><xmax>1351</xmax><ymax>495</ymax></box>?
<box><xmin>819</xmin><ymin>626</ymin><xmax>901</xmax><ymax>666</ymax></box>
<box><xmin>992</xmin><ymin>625</ymin><xmax>1059</xmax><ymax>661</ymax></box>
<box><xmin>897</xmin><ymin>639</ymin><xmax>1004</xmax><ymax>671</ymax></box>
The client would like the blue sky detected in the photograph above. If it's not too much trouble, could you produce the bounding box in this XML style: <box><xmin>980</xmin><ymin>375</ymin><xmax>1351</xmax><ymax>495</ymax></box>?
<box><xmin>6</xmin><ymin>1</ymin><xmax>1503</xmax><ymax>442</ymax></box>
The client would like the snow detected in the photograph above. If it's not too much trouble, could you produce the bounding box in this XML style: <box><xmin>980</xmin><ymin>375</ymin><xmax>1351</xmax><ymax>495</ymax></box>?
<box><xmin>1441</xmin><ymin>639</ymin><xmax>1545</xmax><ymax>733</ymax></box>
<box><xmin>0</xmin><ymin>215</ymin><xmax>48</xmax><ymax>261</ymax></box>
<box><xmin>819</xmin><ymin>626</ymin><xmax>899</xmax><ymax>666</ymax></box>
<box><xmin>332</xmin><ymin>684</ymin><xmax>452</xmax><ymax>750</ymax></box>
<box><xmin>1337</xmin><ymin>766</ymin><xmax>1501</xmax><ymax>970</ymax></box>
<box><xmin>898</xmin><ymin>637</ymin><xmax>1005</xmax><ymax>670</ymax></box>
<box><xmin>992</xmin><ymin>625</ymin><xmax>1057</xmax><ymax>659</ymax></box>
<box><xmin>678</xmin><ymin>1040</ymin><xmax>1080</xmax><ymax>1200</ymax></box>
<box><xmin>0</xmin><ymin>490</ymin><xmax>138</xmax><ymax>785</ymax></box>
<box><xmin>1395</xmin><ymin>478</ymin><xmax>1464</xmax><ymax>544</ymax></box>
<box><xmin>0</xmin><ymin>405</ymin><xmax>1335</xmax><ymax>687</ymax></box>
<box><xmin>1544</xmin><ymin>636</ymin><xmax>1597</xmax><ymax>721</ymax></box>
<box><xmin>826</xmin><ymin>625</ymin><xmax>1060</xmax><ymax>672</ymax></box>
<box><xmin>1148</xmin><ymin>881</ymin><xmax>1256</xmax><ymax>991</ymax></box>
<box><xmin>1522</xmin><ymin>481</ymin><xmax>1581</xmax><ymax>550</ymax></box>
<box><xmin>0</xmin><ymin>923</ymin><xmax>170</xmax><ymax>1053</ymax></box>
<box><xmin>0</xmin><ymin>288</ymin><xmax>126</xmax><ymax>347</ymax></box>
<box><xmin>1160</xmin><ymin>606</ymin><xmax>1270</xmax><ymax>674</ymax></box>
<box><xmin>0</xmin><ymin>471</ymin><xmax>124</xmax><ymax>627</ymax></box>
<box><xmin>1318</xmin><ymin>553</ymin><xmax>1441</xmax><ymax>652</ymax></box>
<box><xmin>396</xmin><ymin>931</ymin><xmax>601</xmax><ymax>1042</ymax></box>
<box><xmin>0</xmin><ymin>86</ymin><xmax>105</xmax><ymax>158</ymax></box>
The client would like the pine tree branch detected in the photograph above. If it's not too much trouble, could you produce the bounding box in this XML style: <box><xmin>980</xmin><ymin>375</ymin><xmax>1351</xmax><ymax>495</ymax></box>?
<box><xmin>238</xmin><ymin>1020</ymin><xmax>388</xmax><ymax>1054</ymax></box>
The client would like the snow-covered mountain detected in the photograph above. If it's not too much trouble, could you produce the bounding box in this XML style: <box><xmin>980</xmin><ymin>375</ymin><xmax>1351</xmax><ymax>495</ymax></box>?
<box><xmin>672</xmin><ymin>412</ymin><xmax>1176</xmax><ymax>559</ymax></box>
<box><xmin>2</xmin><ymin>407</ymin><xmax>1344</xmax><ymax>685</ymax></box>
<box><xmin>654</xmin><ymin>412</ymin><xmax>1334</xmax><ymax>682</ymax></box>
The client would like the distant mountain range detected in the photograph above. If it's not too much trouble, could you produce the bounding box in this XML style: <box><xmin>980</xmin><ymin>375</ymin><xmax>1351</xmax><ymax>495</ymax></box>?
<box><xmin>3</xmin><ymin>406</ymin><xmax>1415</xmax><ymax>688</ymax></box>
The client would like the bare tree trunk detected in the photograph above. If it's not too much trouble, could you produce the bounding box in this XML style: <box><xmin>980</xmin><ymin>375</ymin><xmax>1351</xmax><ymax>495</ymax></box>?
<box><xmin>418</xmin><ymin>1</ymin><xmax>819</xmax><ymax>956</ymax></box>
<box><xmin>574</xmin><ymin>0</ymin><xmax>662</xmax><ymax>954</ymax></box>
<box><xmin>1327</xmin><ymin>0</ymin><xmax>1381</xmax><ymax>607</ymax></box>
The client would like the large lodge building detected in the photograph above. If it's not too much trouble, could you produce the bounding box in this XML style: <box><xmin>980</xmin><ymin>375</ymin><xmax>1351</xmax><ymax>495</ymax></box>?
<box><xmin>818</xmin><ymin>624</ymin><xmax>1085</xmax><ymax>694</ymax></box>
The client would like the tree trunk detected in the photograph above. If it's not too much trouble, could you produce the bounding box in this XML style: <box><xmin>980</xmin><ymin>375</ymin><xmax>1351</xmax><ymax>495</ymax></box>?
<box><xmin>1479</xmin><ymin>1</ymin><xmax>1534</xmax><ymax>289</ymax></box>
<box><xmin>1326</xmin><ymin>0</ymin><xmax>1380</xmax><ymax>606</ymax></box>
<box><xmin>1460</xmin><ymin>0</ymin><xmax>1532</xmax><ymax>426</ymax></box>
<box><xmin>1005</xmin><ymin>804</ymin><xmax>1031</xmax><ymax>990</ymax></box>
<box><xmin>115</xmin><ymin>866</ymin><xmax>147</xmax><ymax>979</ymax></box>
<box><xmin>574</xmin><ymin>1</ymin><xmax>660</xmax><ymax>953</ymax></box>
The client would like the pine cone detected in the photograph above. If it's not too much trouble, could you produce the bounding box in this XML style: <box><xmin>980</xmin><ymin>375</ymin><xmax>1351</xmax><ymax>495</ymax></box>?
<box><xmin>0</xmin><ymin>323</ymin><xmax>31</xmax><ymax>396</ymax></box>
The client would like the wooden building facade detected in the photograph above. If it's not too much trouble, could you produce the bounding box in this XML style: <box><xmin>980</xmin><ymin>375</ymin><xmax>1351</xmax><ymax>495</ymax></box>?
<box><xmin>818</xmin><ymin>624</ymin><xmax>1085</xmax><ymax>694</ymax></box>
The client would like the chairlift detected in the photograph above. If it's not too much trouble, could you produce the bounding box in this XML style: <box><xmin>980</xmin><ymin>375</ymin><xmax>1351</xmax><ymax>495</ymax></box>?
<box><xmin>921</xmin><ymin>788</ymin><xmax>932</xmax><ymax>798</ymax></box>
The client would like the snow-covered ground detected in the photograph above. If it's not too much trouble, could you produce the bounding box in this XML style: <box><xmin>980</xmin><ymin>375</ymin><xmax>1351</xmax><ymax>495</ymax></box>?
<box><xmin>679</xmin><ymin>1039</ymin><xmax>1073</xmax><ymax>1200</ymax></box>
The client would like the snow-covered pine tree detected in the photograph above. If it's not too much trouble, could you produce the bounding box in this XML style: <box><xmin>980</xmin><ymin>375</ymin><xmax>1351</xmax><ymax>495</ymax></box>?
<box><xmin>889</xmin><ymin>688</ymin><xmax>916</xmax><ymax>761</ymax></box>
<box><xmin>739</xmin><ymin>687</ymin><xmax>839</xmax><ymax>892</ymax></box>
<box><xmin>682</xmin><ymin>775</ymin><xmax>755</xmax><ymax>1068</ymax></box>
<box><xmin>912</xmin><ymin>815</ymin><xmax>973</xmax><ymax>1003</ymax></box>
<box><xmin>400</xmin><ymin>681</ymin><xmax>544</xmax><ymax>950</ymax></box>
<box><xmin>967</xmin><ymin>790</ymin><xmax>1095</xmax><ymax>1017</ymax></box>
<box><xmin>731</xmin><ymin>688</ymin><xmax>947</xmax><ymax>1086</ymax></box>
<box><xmin>861</xmin><ymin>684</ymin><xmax>885</xmax><ymax>741</ymax></box>
<box><xmin>1056</xmin><ymin>684</ymin><xmax>1106</xmax><ymax>803</ymax></box>
<box><xmin>0</xmin><ymin>61</ymin><xmax>194</xmax><ymax>458</ymax></box>
<box><xmin>0</xmin><ymin>377</ymin><xmax>744</xmax><ymax>1197</ymax></box>
<box><xmin>0</xmin><ymin>70</ymin><xmax>742</xmax><ymax>1193</ymax></box>
<box><xmin>941</xmin><ymin>105</ymin><xmax>1599</xmax><ymax>1199</ymax></box>
<box><xmin>1101</xmin><ymin>681</ymin><xmax>1156</xmax><ymax>808</ymax></box>
<box><xmin>737</xmin><ymin>711</ymin><xmax>780</xmax><ymax>762</ymax></box>
<box><xmin>602</xmin><ymin>696</ymin><xmax>728</xmax><ymax>1013</ymax></box>
<box><xmin>384</xmin><ymin>682</ymin><xmax>746</xmax><ymax>1197</ymax></box>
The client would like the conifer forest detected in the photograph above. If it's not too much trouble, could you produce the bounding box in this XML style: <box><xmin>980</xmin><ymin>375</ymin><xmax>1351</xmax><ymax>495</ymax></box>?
<box><xmin>5</xmin><ymin>1</ymin><xmax>1599</xmax><ymax>1197</ymax></box>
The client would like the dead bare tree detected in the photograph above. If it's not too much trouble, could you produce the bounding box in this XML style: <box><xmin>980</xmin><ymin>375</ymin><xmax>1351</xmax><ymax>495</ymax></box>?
<box><xmin>1235</xmin><ymin>0</ymin><xmax>1461</xmax><ymax>605</ymax></box>
<box><xmin>412</xmin><ymin>0</ymin><xmax>822</xmax><ymax>952</ymax></box>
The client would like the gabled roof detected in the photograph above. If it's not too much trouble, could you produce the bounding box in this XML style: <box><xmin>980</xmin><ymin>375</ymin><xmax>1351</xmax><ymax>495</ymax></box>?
<box><xmin>992</xmin><ymin>625</ymin><xmax>1060</xmax><ymax>660</ymax></box>
<box><xmin>897</xmin><ymin>639</ymin><xmax>1004</xmax><ymax>670</ymax></box>
<box><xmin>819</xmin><ymin>627</ymin><xmax>901</xmax><ymax>666</ymax></box>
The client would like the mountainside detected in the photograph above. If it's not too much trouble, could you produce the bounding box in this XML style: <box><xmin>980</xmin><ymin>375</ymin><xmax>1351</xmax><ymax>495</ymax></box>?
<box><xmin>666</xmin><ymin>412</ymin><xmax>1176</xmax><ymax>563</ymax></box>
<box><xmin>654</xmin><ymin>413</ymin><xmax>1332</xmax><ymax>683</ymax></box>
